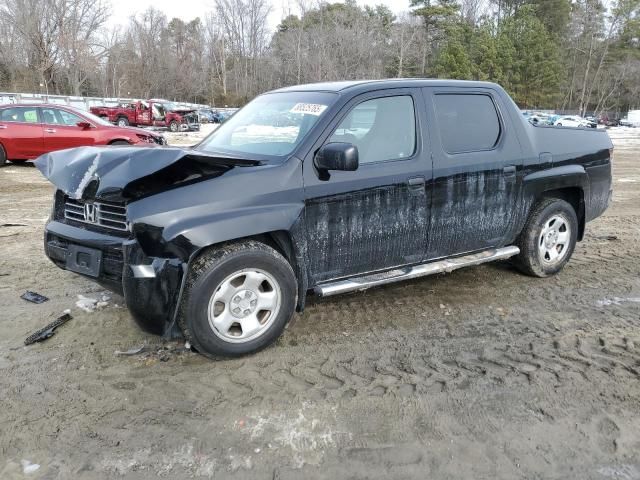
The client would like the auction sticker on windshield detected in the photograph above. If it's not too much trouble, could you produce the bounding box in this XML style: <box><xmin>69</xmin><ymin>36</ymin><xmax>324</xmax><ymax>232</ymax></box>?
<box><xmin>290</xmin><ymin>103</ymin><xmax>327</xmax><ymax>116</ymax></box>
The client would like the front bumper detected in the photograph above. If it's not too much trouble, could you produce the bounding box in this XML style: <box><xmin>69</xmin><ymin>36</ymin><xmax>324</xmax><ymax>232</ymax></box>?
<box><xmin>44</xmin><ymin>220</ymin><xmax>184</xmax><ymax>337</ymax></box>
<box><xmin>181</xmin><ymin>122</ymin><xmax>200</xmax><ymax>132</ymax></box>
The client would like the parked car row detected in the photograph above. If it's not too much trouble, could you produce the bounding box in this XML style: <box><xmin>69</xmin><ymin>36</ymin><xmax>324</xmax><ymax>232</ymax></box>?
<box><xmin>0</xmin><ymin>103</ymin><xmax>165</xmax><ymax>166</ymax></box>
<box><xmin>522</xmin><ymin>110</ymin><xmax>640</xmax><ymax>128</ymax></box>
<box><xmin>198</xmin><ymin>109</ymin><xmax>235</xmax><ymax>124</ymax></box>
<box><xmin>523</xmin><ymin>111</ymin><xmax>597</xmax><ymax>128</ymax></box>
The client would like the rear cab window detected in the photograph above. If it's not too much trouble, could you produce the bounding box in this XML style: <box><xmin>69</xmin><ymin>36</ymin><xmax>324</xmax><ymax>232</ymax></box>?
<box><xmin>433</xmin><ymin>94</ymin><xmax>501</xmax><ymax>153</ymax></box>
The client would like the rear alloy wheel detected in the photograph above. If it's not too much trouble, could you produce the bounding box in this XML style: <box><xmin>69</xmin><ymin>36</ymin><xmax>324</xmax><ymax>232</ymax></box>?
<box><xmin>514</xmin><ymin>198</ymin><xmax>578</xmax><ymax>277</ymax></box>
<box><xmin>116</xmin><ymin>117</ymin><xmax>129</xmax><ymax>127</ymax></box>
<box><xmin>169</xmin><ymin>120</ymin><xmax>180</xmax><ymax>132</ymax></box>
<box><xmin>178</xmin><ymin>241</ymin><xmax>297</xmax><ymax>358</ymax></box>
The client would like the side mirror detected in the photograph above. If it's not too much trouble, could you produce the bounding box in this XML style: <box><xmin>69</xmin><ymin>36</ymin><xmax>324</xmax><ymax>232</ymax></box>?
<box><xmin>77</xmin><ymin>121</ymin><xmax>92</xmax><ymax>129</ymax></box>
<box><xmin>314</xmin><ymin>143</ymin><xmax>359</xmax><ymax>172</ymax></box>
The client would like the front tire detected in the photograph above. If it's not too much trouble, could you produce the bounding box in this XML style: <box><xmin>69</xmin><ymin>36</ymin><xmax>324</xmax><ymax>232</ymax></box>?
<box><xmin>169</xmin><ymin>120</ymin><xmax>180</xmax><ymax>132</ymax></box>
<box><xmin>0</xmin><ymin>144</ymin><xmax>6</xmax><ymax>166</ymax></box>
<box><xmin>178</xmin><ymin>241</ymin><xmax>297</xmax><ymax>358</ymax></box>
<box><xmin>514</xmin><ymin>198</ymin><xmax>578</xmax><ymax>277</ymax></box>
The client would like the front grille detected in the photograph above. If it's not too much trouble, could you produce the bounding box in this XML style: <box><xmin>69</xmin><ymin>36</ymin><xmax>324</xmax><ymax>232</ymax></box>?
<box><xmin>64</xmin><ymin>198</ymin><xmax>128</xmax><ymax>232</ymax></box>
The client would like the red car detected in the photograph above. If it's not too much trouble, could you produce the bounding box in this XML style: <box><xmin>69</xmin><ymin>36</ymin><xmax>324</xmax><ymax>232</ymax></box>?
<box><xmin>0</xmin><ymin>103</ymin><xmax>166</xmax><ymax>166</ymax></box>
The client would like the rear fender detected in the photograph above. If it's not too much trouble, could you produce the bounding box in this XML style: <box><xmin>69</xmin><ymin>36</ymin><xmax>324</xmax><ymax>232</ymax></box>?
<box><xmin>522</xmin><ymin>165</ymin><xmax>589</xmax><ymax>239</ymax></box>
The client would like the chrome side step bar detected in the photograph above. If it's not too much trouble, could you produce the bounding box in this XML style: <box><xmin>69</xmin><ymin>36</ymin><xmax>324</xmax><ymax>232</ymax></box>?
<box><xmin>314</xmin><ymin>246</ymin><xmax>520</xmax><ymax>297</ymax></box>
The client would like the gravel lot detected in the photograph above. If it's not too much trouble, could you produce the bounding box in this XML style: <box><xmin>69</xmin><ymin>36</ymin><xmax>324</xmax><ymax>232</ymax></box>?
<box><xmin>0</xmin><ymin>127</ymin><xmax>639</xmax><ymax>479</ymax></box>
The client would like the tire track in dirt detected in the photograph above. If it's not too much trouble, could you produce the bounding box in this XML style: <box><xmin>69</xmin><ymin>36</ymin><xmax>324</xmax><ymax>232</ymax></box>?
<box><xmin>176</xmin><ymin>330</ymin><xmax>640</xmax><ymax>405</ymax></box>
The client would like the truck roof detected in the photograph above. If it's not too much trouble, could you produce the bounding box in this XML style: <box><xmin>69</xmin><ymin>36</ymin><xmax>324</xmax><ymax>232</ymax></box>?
<box><xmin>270</xmin><ymin>79</ymin><xmax>501</xmax><ymax>94</ymax></box>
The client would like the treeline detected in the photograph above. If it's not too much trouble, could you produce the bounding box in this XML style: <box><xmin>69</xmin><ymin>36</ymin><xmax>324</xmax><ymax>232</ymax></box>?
<box><xmin>0</xmin><ymin>0</ymin><xmax>638</xmax><ymax>113</ymax></box>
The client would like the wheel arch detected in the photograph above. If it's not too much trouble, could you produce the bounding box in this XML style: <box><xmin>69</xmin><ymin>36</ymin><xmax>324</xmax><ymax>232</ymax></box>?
<box><xmin>522</xmin><ymin>166</ymin><xmax>588</xmax><ymax>241</ymax></box>
<box><xmin>181</xmin><ymin>229</ymin><xmax>308</xmax><ymax>316</ymax></box>
<box><xmin>539</xmin><ymin>187</ymin><xmax>585</xmax><ymax>240</ymax></box>
<box><xmin>0</xmin><ymin>140</ymin><xmax>7</xmax><ymax>163</ymax></box>
<box><xmin>108</xmin><ymin>138</ymin><xmax>131</xmax><ymax>145</ymax></box>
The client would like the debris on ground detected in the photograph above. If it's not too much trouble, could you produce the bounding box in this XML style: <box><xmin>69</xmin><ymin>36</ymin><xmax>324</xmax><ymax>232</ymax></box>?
<box><xmin>1</xmin><ymin>223</ymin><xmax>27</xmax><ymax>227</ymax></box>
<box><xmin>114</xmin><ymin>341</ymin><xmax>193</xmax><ymax>363</ymax></box>
<box><xmin>20</xmin><ymin>291</ymin><xmax>49</xmax><ymax>304</ymax></box>
<box><xmin>75</xmin><ymin>293</ymin><xmax>111</xmax><ymax>312</ymax></box>
<box><xmin>114</xmin><ymin>346</ymin><xmax>147</xmax><ymax>356</ymax></box>
<box><xmin>24</xmin><ymin>311</ymin><xmax>72</xmax><ymax>345</ymax></box>
<box><xmin>21</xmin><ymin>460</ymin><xmax>40</xmax><ymax>474</ymax></box>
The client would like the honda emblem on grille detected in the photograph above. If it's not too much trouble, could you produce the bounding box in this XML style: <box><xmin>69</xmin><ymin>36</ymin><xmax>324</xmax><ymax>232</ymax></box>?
<box><xmin>84</xmin><ymin>203</ymin><xmax>98</xmax><ymax>224</ymax></box>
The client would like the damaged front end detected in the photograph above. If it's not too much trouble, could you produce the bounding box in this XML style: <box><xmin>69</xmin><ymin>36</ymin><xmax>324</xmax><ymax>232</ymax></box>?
<box><xmin>37</xmin><ymin>146</ymin><xmax>261</xmax><ymax>338</ymax></box>
<box><xmin>179</xmin><ymin>111</ymin><xmax>200</xmax><ymax>132</ymax></box>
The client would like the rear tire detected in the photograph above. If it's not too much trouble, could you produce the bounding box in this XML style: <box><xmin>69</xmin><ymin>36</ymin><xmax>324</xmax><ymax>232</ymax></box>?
<box><xmin>514</xmin><ymin>198</ymin><xmax>578</xmax><ymax>277</ymax></box>
<box><xmin>178</xmin><ymin>241</ymin><xmax>297</xmax><ymax>358</ymax></box>
<box><xmin>109</xmin><ymin>140</ymin><xmax>130</xmax><ymax>146</ymax></box>
<box><xmin>0</xmin><ymin>144</ymin><xmax>6</xmax><ymax>166</ymax></box>
<box><xmin>116</xmin><ymin>117</ymin><xmax>129</xmax><ymax>127</ymax></box>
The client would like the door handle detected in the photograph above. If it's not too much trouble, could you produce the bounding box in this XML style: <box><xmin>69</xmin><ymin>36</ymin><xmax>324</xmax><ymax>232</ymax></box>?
<box><xmin>503</xmin><ymin>165</ymin><xmax>516</xmax><ymax>179</ymax></box>
<box><xmin>408</xmin><ymin>176</ymin><xmax>426</xmax><ymax>195</ymax></box>
<box><xmin>408</xmin><ymin>176</ymin><xmax>425</xmax><ymax>186</ymax></box>
<box><xmin>0</xmin><ymin>125</ymin><xmax>7</xmax><ymax>129</ymax></box>
<box><xmin>45</xmin><ymin>128</ymin><xmax>56</xmax><ymax>133</ymax></box>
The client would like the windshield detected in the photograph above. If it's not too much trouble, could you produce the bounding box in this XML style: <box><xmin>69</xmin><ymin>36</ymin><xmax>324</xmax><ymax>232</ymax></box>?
<box><xmin>196</xmin><ymin>91</ymin><xmax>336</xmax><ymax>157</ymax></box>
<box><xmin>162</xmin><ymin>102</ymin><xmax>178</xmax><ymax>111</ymax></box>
<box><xmin>69</xmin><ymin>107</ymin><xmax>113</xmax><ymax>126</ymax></box>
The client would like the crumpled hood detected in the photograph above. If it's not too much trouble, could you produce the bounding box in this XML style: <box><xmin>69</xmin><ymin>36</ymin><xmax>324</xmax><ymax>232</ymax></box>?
<box><xmin>35</xmin><ymin>146</ymin><xmax>260</xmax><ymax>203</ymax></box>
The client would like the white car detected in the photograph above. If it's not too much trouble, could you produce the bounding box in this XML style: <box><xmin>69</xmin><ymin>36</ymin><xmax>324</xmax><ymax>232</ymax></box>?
<box><xmin>554</xmin><ymin>115</ymin><xmax>589</xmax><ymax>128</ymax></box>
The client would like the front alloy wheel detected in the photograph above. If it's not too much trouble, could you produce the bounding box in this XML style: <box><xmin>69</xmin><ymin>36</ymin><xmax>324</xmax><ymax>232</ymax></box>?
<box><xmin>178</xmin><ymin>240</ymin><xmax>297</xmax><ymax>358</ymax></box>
<box><xmin>208</xmin><ymin>269</ymin><xmax>282</xmax><ymax>343</ymax></box>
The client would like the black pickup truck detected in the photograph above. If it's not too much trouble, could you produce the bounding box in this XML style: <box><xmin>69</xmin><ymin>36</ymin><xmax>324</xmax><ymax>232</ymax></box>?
<box><xmin>37</xmin><ymin>80</ymin><xmax>613</xmax><ymax>357</ymax></box>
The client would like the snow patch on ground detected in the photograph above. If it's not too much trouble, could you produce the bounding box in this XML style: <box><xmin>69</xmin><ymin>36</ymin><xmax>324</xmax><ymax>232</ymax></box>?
<box><xmin>239</xmin><ymin>406</ymin><xmax>350</xmax><ymax>468</ymax></box>
<box><xmin>76</xmin><ymin>292</ymin><xmax>111</xmax><ymax>312</ymax></box>
<box><xmin>595</xmin><ymin>297</ymin><xmax>640</xmax><ymax>307</ymax></box>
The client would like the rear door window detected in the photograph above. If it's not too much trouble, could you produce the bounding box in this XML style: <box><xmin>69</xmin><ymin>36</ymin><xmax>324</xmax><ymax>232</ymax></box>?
<box><xmin>329</xmin><ymin>95</ymin><xmax>416</xmax><ymax>164</ymax></box>
<box><xmin>433</xmin><ymin>94</ymin><xmax>501</xmax><ymax>153</ymax></box>
<box><xmin>0</xmin><ymin>107</ymin><xmax>39</xmax><ymax>123</ymax></box>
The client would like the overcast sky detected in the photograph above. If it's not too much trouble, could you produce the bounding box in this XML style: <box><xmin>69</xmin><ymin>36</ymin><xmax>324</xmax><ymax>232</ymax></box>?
<box><xmin>109</xmin><ymin>0</ymin><xmax>412</xmax><ymax>31</ymax></box>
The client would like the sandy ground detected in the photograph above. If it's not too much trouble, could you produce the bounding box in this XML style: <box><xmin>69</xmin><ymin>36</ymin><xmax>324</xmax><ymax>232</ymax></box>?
<box><xmin>0</xmin><ymin>127</ymin><xmax>639</xmax><ymax>479</ymax></box>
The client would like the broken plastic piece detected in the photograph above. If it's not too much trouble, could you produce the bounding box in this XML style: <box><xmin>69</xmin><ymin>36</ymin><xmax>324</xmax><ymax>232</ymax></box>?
<box><xmin>114</xmin><ymin>346</ymin><xmax>146</xmax><ymax>356</ymax></box>
<box><xmin>24</xmin><ymin>312</ymin><xmax>73</xmax><ymax>345</ymax></box>
<box><xmin>21</xmin><ymin>291</ymin><xmax>49</xmax><ymax>304</ymax></box>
